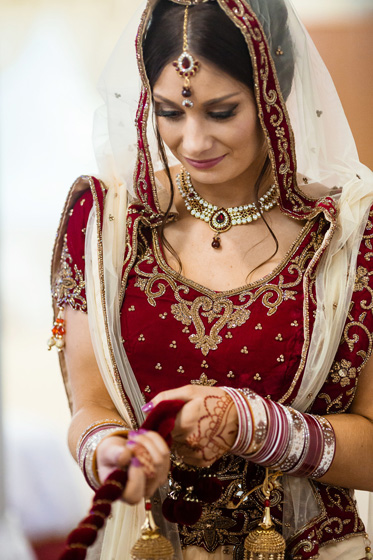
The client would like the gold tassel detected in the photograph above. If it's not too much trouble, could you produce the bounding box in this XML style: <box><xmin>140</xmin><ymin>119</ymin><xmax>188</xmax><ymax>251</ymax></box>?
<box><xmin>244</xmin><ymin>469</ymin><xmax>286</xmax><ymax>560</ymax></box>
<box><xmin>131</xmin><ymin>500</ymin><xmax>174</xmax><ymax>560</ymax></box>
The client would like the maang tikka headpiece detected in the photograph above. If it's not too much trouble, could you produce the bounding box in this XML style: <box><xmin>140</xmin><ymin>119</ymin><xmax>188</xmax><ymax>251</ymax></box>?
<box><xmin>173</xmin><ymin>5</ymin><xmax>200</xmax><ymax>108</ymax></box>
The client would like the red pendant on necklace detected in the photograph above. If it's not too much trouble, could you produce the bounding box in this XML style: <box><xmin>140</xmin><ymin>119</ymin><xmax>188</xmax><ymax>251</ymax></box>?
<box><xmin>212</xmin><ymin>236</ymin><xmax>221</xmax><ymax>249</ymax></box>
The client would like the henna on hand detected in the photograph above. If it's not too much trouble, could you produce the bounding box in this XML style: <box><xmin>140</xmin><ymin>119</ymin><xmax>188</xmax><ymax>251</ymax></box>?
<box><xmin>176</xmin><ymin>393</ymin><xmax>237</xmax><ymax>463</ymax></box>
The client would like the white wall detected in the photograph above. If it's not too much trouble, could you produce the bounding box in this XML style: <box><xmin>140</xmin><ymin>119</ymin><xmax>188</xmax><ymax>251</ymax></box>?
<box><xmin>292</xmin><ymin>0</ymin><xmax>372</xmax><ymax>22</ymax></box>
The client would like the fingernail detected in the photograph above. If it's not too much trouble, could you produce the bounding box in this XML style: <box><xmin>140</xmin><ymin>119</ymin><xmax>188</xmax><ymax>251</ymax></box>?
<box><xmin>131</xmin><ymin>457</ymin><xmax>142</xmax><ymax>468</ymax></box>
<box><xmin>128</xmin><ymin>429</ymin><xmax>148</xmax><ymax>439</ymax></box>
<box><xmin>126</xmin><ymin>440</ymin><xmax>137</xmax><ymax>448</ymax></box>
<box><xmin>141</xmin><ymin>402</ymin><xmax>154</xmax><ymax>414</ymax></box>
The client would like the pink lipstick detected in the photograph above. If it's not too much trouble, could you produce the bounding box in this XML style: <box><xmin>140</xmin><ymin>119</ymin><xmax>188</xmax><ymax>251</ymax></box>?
<box><xmin>184</xmin><ymin>154</ymin><xmax>226</xmax><ymax>169</ymax></box>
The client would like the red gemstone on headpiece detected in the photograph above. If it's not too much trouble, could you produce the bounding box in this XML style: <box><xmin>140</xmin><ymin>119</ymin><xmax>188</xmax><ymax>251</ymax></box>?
<box><xmin>182</xmin><ymin>57</ymin><xmax>191</xmax><ymax>70</ymax></box>
<box><xmin>182</xmin><ymin>88</ymin><xmax>192</xmax><ymax>98</ymax></box>
<box><xmin>216</xmin><ymin>213</ymin><xmax>225</xmax><ymax>224</ymax></box>
<box><xmin>212</xmin><ymin>238</ymin><xmax>221</xmax><ymax>249</ymax></box>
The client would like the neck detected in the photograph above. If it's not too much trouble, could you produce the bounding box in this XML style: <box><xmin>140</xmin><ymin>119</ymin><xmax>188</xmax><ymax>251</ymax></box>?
<box><xmin>186</xmin><ymin>159</ymin><xmax>273</xmax><ymax>209</ymax></box>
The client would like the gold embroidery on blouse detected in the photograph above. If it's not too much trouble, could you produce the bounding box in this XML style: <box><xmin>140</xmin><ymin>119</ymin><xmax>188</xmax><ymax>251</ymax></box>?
<box><xmin>279</xmin><ymin>216</ymin><xmax>336</xmax><ymax>404</ymax></box>
<box><xmin>190</xmin><ymin>373</ymin><xmax>217</xmax><ymax>386</ymax></box>
<box><xmin>172</xmin><ymin>295</ymin><xmax>252</xmax><ymax>356</ymax></box>
<box><xmin>120</xmin><ymin>215</ymin><xmax>143</xmax><ymax>306</ymax></box>
<box><xmin>317</xmin><ymin>392</ymin><xmax>347</xmax><ymax>414</ymax></box>
<box><xmin>133</xmin><ymin>221</ymin><xmax>319</xmax><ymax>357</ymax></box>
<box><xmin>329</xmin><ymin>359</ymin><xmax>357</xmax><ymax>388</ymax></box>
<box><xmin>53</xmin><ymin>234</ymin><xmax>87</xmax><ymax>311</ymax></box>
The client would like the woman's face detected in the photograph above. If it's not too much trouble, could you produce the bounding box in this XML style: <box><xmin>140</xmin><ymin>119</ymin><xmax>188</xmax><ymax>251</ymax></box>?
<box><xmin>153</xmin><ymin>58</ymin><xmax>267</xmax><ymax>190</ymax></box>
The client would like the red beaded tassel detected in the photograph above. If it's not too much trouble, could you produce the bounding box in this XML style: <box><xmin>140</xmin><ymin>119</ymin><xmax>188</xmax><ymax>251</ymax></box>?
<box><xmin>59</xmin><ymin>469</ymin><xmax>128</xmax><ymax>560</ymax></box>
<box><xmin>59</xmin><ymin>400</ymin><xmax>186</xmax><ymax>560</ymax></box>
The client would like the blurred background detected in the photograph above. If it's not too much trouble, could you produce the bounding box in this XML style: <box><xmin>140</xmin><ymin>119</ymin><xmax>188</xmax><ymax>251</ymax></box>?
<box><xmin>0</xmin><ymin>0</ymin><xmax>372</xmax><ymax>558</ymax></box>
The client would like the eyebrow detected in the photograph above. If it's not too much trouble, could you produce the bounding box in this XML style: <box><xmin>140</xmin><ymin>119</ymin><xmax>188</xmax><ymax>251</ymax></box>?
<box><xmin>153</xmin><ymin>92</ymin><xmax>241</xmax><ymax>107</ymax></box>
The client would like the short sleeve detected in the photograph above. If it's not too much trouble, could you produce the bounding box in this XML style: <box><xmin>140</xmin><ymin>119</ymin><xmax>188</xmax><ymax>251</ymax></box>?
<box><xmin>52</xmin><ymin>190</ymin><xmax>94</xmax><ymax>312</ymax></box>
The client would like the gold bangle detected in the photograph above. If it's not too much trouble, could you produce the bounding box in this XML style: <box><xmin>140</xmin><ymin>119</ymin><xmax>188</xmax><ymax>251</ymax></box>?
<box><xmin>76</xmin><ymin>419</ymin><xmax>128</xmax><ymax>461</ymax></box>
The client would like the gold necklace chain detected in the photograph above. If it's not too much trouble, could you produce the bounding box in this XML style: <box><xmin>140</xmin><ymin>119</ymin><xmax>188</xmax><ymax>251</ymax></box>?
<box><xmin>176</xmin><ymin>167</ymin><xmax>279</xmax><ymax>248</ymax></box>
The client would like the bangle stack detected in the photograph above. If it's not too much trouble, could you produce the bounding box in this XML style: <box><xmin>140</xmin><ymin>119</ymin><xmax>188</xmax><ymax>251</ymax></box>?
<box><xmin>223</xmin><ymin>387</ymin><xmax>336</xmax><ymax>479</ymax></box>
<box><xmin>76</xmin><ymin>420</ymin><xmax>128</xmax><ymax>490</ymax></box>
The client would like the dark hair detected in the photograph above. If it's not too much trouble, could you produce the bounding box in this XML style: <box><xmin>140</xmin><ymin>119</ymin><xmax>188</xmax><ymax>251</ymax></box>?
<box><xmin>143</xmin><ymin>2</ymin><xmax>255</xmax><ymax>91</ymax></box>
<box><xmin>143</xmin><ymin>0</ymin><xmax>294</xmax><ymax>101</ymax></box>
<box><xmin>142</xmin><ymin>0</ymin><xmax>294</xmax><ymax>276</ymax></box>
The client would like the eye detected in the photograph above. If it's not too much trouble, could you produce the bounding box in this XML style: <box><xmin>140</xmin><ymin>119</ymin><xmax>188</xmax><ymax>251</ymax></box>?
<box><xmin>208</xmin><ymin>105</ymin><xmax>239</xmax><ymax>120</ymax></box>
<box><xmin>155</xmin><ymin>109</ymin><xmax>183</xmax><ymax>120</ymax></box>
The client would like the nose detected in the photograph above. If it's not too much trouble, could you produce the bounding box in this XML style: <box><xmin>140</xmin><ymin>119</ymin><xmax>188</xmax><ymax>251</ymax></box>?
<box><xmin>181</xmin><ymin>114</ymin><xmax>214</xmax><ymax>157</ymax></box>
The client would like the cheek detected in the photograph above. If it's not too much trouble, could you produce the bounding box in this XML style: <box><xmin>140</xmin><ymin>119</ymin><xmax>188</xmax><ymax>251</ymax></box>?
<box><xmin>156</xmin><ymin>120</ymin><xmax>179</xmax><ymax>151</ymax></box>
<box><xmin>243</xmin><ymin>116</ymin><xmax>264</xmax><ymax>152</ymax></box>
<box><xmin>227</xmin><ymin>121</ymin><xmax>263</xmax><ymax>155</ymax></box>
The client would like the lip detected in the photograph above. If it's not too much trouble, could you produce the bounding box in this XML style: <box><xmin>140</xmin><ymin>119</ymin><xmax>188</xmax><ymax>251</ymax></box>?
<box><xmin>184</xmin><ymin>154</ymin><xmax>227</xmax><ymax>169</ymax></box>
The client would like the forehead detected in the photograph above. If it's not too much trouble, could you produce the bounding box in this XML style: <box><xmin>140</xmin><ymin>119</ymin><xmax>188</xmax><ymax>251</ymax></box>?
<box><xmin>153</xmin><ymin>58</ymin><xmax>251</xmax><ymax>102</ymax></box>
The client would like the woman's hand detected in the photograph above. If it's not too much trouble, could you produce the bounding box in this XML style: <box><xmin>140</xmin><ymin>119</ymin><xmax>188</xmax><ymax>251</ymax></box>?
<box><xmin>148</xmin><ymin>385</ymin><xmax>238</xmax><ymax>467</ymax></box>
<box><xmin>96</xmin><ymin>430</ymin><xmax>170</xmax><ymax>504</ymax></box>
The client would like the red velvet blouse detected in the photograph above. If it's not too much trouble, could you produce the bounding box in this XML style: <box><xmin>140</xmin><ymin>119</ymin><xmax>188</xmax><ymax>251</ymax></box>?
<box><xmin>53</xmin><ymin>182</ymin><xmax>373</xmax><ymax>559</ymax></box>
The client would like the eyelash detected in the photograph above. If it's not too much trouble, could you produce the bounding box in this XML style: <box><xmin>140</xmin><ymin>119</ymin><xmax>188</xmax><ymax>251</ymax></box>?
<box><xmin>155</xmin><ymin>105</ymin><xmax>238</xmax><ymax>121</ymax></box>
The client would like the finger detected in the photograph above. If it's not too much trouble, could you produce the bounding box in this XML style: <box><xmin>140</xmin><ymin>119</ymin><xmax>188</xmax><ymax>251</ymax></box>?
<box><xmin>96</xmin><ymin>437</ymin><xmax>132</xmax><ymax>483</ymax></box>
<box><xmin>130</xmin><ymin>433</ymin><xmax>170</xmax><ymax>494</ymax></box>
<box><xmin>129</xmin><ymin>431</ymin><xmax>170</xmax><ymax>465</ymax></box>
<box><xmin>122</xmin><ymin>457</ymin><xmax>146</xmax><ymax>504</ymax></box>
<box><xmin>147</xmin><ymin>385</ymin><xmax>196</xmax><ymax>409</ymax></box>
<box><xmin>138</xmin><ymin>431</ymin><xmax>170</xmax><ymax>454</ymax></box>
<box><xmin>100</xmin><ymin>437</ymin><xmax>131</xmax><ymax>464</ymax></box>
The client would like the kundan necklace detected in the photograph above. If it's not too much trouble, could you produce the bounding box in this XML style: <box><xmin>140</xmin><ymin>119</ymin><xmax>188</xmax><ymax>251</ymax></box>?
<box><xmin>176</xmin><ymin>167</ymin><xmax>279</xmax><ymax>249</ymax></box>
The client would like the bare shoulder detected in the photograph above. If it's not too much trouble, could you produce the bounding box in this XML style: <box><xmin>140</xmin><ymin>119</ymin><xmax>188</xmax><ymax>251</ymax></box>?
<box><xmin>296</xmin><ymin>174</ymin><xmax>341</xmax><ymax>200</ymax></box>
<box><xmin>154</xmin><ymin>164</ymin><xmax>181</xmax><ymax>190</ymax></box>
